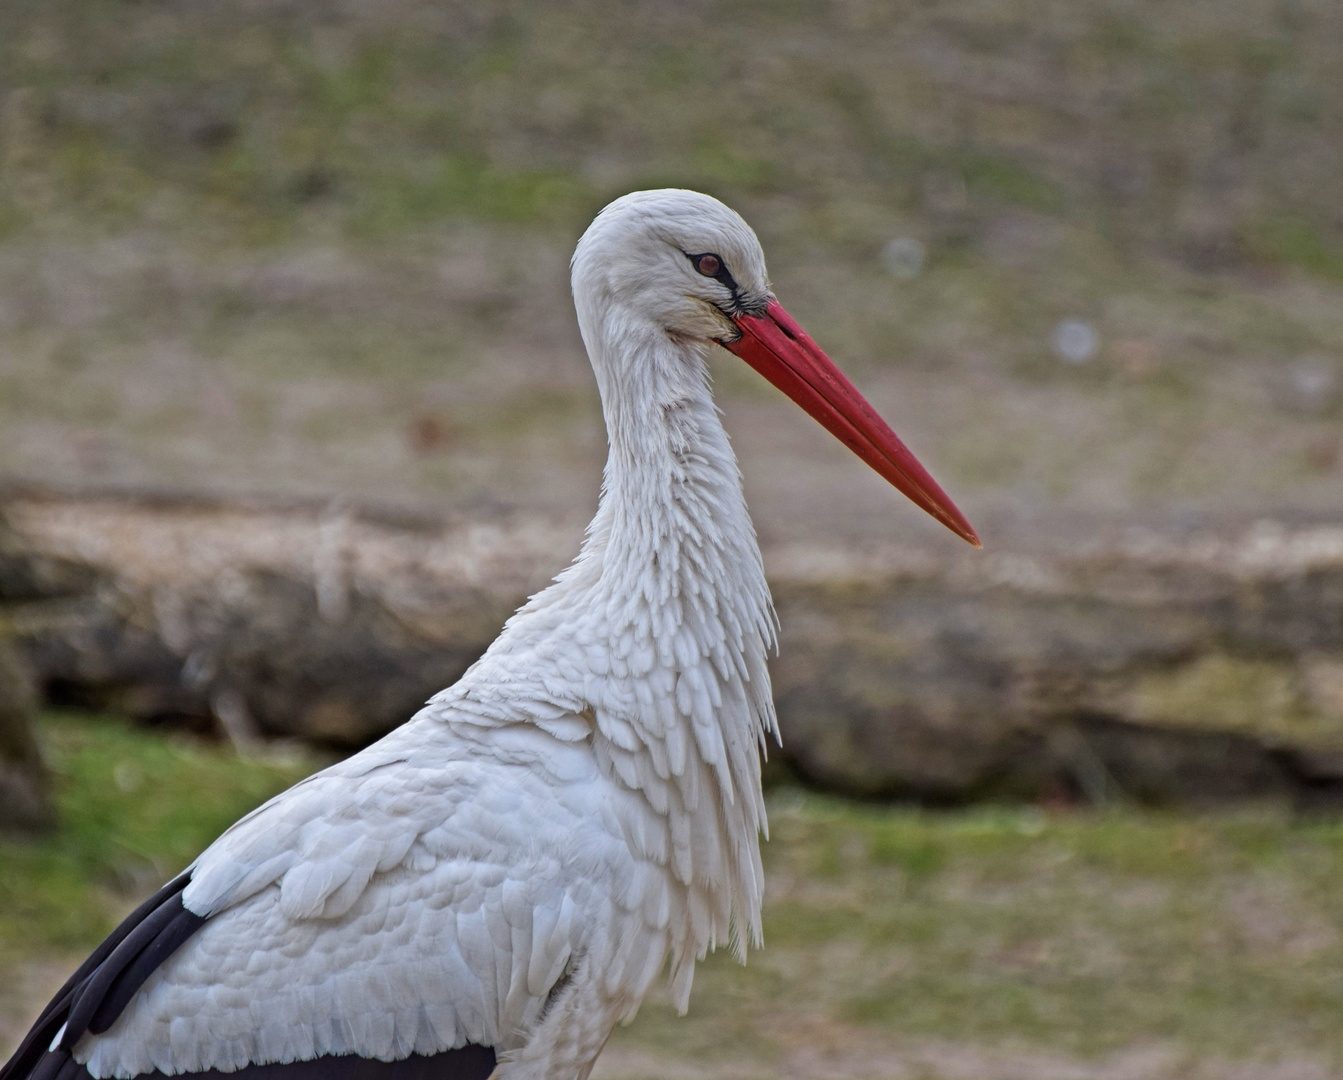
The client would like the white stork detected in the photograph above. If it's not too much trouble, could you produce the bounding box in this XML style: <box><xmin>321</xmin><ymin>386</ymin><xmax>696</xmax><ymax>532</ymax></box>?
<box><xmin>3</xmin><ymin>190</ymin><xmax>978</xmax><ymax>1080</ymax></box>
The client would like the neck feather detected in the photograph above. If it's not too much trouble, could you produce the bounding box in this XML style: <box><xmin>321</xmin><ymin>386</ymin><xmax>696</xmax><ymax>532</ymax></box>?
<box><xmin>587</xmin><ymin>321</ymin><xmax>766</xmax><ymax>614</ymax></box>
<box><xmin>437</xmin><ymin>313</ymin><xmax>778</xmax><ymax>1003</ymax></box>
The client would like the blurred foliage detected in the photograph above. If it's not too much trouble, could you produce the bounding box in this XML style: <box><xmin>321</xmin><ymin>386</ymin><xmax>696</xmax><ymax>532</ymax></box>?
<box><xmin>0</xmin><ymin>712</ymin><xmax>318</xmax><ymax>956</ymax></box>
<box><xmin>2</xmin><ymin>0</ymin><xmax>1341</xmax><ymax>267</ymax></box>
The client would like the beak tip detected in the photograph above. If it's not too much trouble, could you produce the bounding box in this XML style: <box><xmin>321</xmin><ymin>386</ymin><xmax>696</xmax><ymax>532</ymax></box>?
<box><xmin>941</xmin><ymin>509</ymin><xmax>982</xmax><ymax>549</ymax></box>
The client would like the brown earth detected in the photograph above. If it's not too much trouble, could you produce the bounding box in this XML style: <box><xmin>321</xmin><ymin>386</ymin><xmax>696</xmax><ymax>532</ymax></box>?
<box><xmin>2</xmin><ymin>0</ymin><xmax>1343</xmax><ymax>557</ymax></box>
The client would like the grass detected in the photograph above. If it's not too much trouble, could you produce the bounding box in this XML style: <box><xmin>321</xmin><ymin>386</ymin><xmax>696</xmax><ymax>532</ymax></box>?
<box><xmin>610</xmin><ymin>799</ymin><xmax>1343</xmax><ymax>1076</ymax></box>
<box><xmin>5</xmin><ymin>714</ymin><xmax>1343</xmax><ymax>1077</ymax></box>
<box><xmin>0</xmin><ymin>712</ymin><xmax>320</xmax><ymax>957</ymax></box>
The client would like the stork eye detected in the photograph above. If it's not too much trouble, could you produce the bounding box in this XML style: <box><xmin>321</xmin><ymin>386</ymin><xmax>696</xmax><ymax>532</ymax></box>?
<box><xmin>685</xmin><ymin>251</ymin><xmax>741</xmax><ymax>300</ymax></box>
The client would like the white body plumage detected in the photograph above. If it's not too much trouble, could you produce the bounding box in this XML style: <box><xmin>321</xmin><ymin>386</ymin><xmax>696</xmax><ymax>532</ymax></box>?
<box><xmin>78</xmin><ymin>191</ymin><xmax>781</xmax><ymax>1080</ymax></box>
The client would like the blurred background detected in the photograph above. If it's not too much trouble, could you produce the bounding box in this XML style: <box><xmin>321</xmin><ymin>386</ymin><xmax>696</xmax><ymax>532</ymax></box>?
<box><xmin>3</xmin><ymin>1</ymin><xmax>1343</xmax><ymax>1077</ymax></box>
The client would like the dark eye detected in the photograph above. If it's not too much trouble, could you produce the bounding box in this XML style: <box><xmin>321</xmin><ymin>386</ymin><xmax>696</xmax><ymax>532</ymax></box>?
<box><xmin>684</xmin><ymin>251</ymin><xmax>741</xmax><ymax>300</ymax></box>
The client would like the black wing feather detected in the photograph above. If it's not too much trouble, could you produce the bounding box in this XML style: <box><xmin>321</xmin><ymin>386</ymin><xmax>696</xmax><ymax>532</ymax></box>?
<box><xmin>20</xmin><ymin>1049</ymin><xmax>495</xmax><ymax>1080</ymax></box>
<box><xmin>61</xmin><ymin>894</ymin><xmax>206</xmax><ymax>1050</ymax></box>
<box><xmin>87</xmin><ymin>908</ymin><xmax>208</xmax><ymax>1037</ymax></box>
<box><xmin>156</xmin><ymin>1048</ymin><xmax>501</xmax><ymax>1080</ymax></box>
<box><xmin>23</xmin><ymin>1052</ymin><xmax>67</xmax><ymax>1080</ymax></box>
<box><xmin>45</xmin><ymin>1057</ymin><xmax>83</xmax><ymax>1080</ymax></box>
<box><xmin>1</xmin><ymin>872</ymin><xmax>194</xmax><ymax>1080</ymax></box>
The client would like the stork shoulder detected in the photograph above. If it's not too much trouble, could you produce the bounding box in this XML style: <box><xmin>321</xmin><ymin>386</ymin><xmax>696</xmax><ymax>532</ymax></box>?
<box><xmin>75</xmin><ymin>714</ymin><xmax>647</xmax><ymax>1077</ymax></box>
<box><xmin>183</xmin><ymin>713</ymin><xmax>598</xmax><ymax>921</ymax></box>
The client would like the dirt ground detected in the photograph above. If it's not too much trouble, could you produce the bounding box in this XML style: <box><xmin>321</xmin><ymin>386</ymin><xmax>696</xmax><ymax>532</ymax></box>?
<box><xmin>1</xmin><ymin>0</ymin><xmax>1342</xmax><ymax>558</ymax></box>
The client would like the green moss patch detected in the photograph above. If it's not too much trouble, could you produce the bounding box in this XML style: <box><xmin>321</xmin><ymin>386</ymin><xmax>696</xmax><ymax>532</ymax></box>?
<box><xmin>0</xmin><ymin>712</ymin><xmax>320</xmax><ymax>956</ymax></box>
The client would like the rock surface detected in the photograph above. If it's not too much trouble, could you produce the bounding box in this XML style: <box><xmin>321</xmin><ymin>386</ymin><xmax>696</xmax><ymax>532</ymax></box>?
<box><xmin>769</xmin><ymin>526</ymin><xmax>1343</xmax><ymax>805</ymax></box>
<box><xmin>8</xmin><ymin>491</ymin><xmax>1343</xmax><ymax>807</ymax></box>
<box><xmin>6</xmin><ymin>492</ymin><xmax>569</xmax><ymax>748</ymax></box>
<box><xmin>0</xmin><ymin>513</ymin><xmax>81</xmax><ymax>831</ymax></box>
<box><xmin>0</xmin><ymin>638</ymin><xmax>49</xmax><ymax>832</ymax></box>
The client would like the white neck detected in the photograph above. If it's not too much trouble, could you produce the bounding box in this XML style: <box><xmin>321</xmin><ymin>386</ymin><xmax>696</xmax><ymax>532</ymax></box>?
<box><xmin>436</xmin><ymin>307</ymin><xmax>778</xmax><ymax>1007</ymax></box>
<box><xmin>585</xmin><ymin>314</ymin><xmax>771</xmax><ymax>640</ymax></box>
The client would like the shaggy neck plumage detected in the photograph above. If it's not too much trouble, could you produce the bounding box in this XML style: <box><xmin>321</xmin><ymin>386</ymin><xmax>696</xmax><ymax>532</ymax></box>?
<box><xmin>577</xmin><ymin>312</ymin><xmax>777</xmax><ymax>991</ymax></box>
<box><xmin>441</xmin><ymin>304</ymin><xmax>777</xmax><ymax>1005</ymax></box>
<box><xmin>437</xmin><ymin>296</ymin><xmax>778</xmax><ymax>1010</ymax></box>
<box><xmin>448</xmin><ymin>312</ymin><xmax>775</xmax><ymax>711</ymax></box>
<box><xmin>585</xmin><ymin>319</ymin><xmax>762</xmax><ymax>609</ymax></box>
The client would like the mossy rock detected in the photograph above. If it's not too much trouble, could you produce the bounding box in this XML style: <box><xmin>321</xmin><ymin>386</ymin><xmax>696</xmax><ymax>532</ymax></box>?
<box><xmin>0</xmin><ymin>635</ymin><xmax>51</xmax><ymax>832</ymax></box>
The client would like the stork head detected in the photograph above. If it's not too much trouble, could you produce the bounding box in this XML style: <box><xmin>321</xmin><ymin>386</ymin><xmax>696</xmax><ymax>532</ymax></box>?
<box><xmin>572</xmin><ymin>188</ymin><xmax>772</xmax><ymax>344</ymax></box>
<box><xmin>573</xmin><ymin>189</ymin><xmax>980</xmax><ymax>548</ymax></box>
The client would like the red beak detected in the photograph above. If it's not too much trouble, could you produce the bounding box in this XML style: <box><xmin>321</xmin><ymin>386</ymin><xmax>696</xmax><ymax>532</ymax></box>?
<box><xmin>721</xmin><ymin>299</ymin><xmax>981</xmax><ymax>548</ymax></box>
